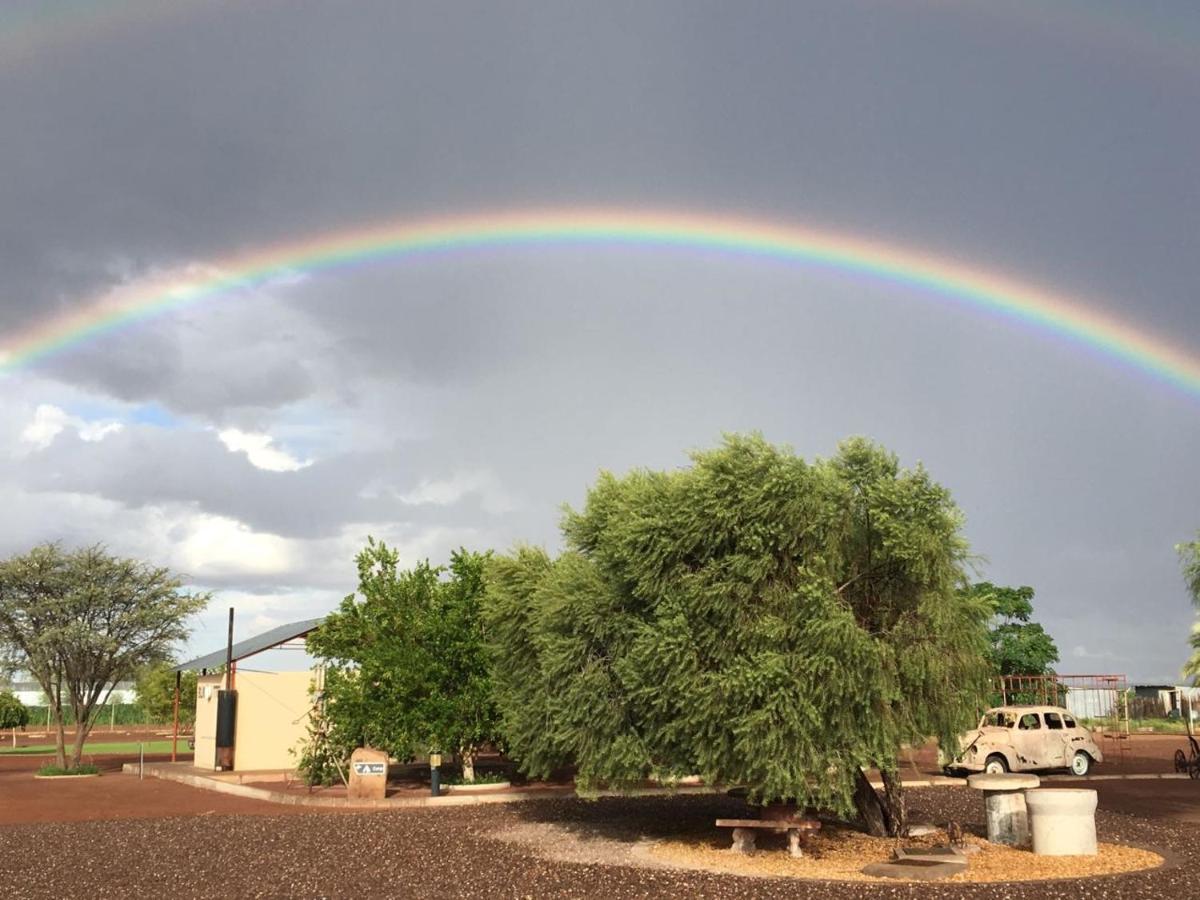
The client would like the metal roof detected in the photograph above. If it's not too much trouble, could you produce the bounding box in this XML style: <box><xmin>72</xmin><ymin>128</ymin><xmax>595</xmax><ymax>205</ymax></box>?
<box><xmin>174</xmin><ymin>617</ymin><xmax>324</xmax><ymax>672</ymax></box>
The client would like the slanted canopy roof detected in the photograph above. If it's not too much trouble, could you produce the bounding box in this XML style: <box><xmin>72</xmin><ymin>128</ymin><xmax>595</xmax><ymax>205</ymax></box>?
<box><xmin>174</xmin><ymin>617</ymin><xmax>324</xmax><ymax>672</ymax></box>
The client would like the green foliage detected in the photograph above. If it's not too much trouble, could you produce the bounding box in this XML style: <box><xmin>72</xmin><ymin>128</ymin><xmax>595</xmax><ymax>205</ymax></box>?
<box><xmin>1179</xmin><ymin>536</ymin><xmax>1200</xmax><ymax>680</ymax></box>
<box><xmin>0</xmin><ymin>544</ymin><xmax>209</xmax><ymax>769</ymax></box>
<box><xmin>135</xmin><ymin>663</ymin><xmax>198</xmax><ymax>725</ymax></box>
<box><xmin>484</xmin><ymin>434</ymin><xmax>991</xmax><ymax>816</ymax></box>
<box><xmin>306</xmin><ymin>541</ymin><xmax>499</xmax><ymax>774</ymax></box>
<box><xmin>962</xmin><ymin>582</ymin><xmax>1060</xmax><ymax>676</ymax></box>
<box><xmin>0</xmin><ymin>690</ymin><xmax>28</xmax><ymax>730</ymax></box>
<box><xmin>293</xmin><ymin>701</ymin><xmax>345</xmax><ymax>787</ymax></box>
<box><xmin>36</xmin><ymin>763</ymin><xmax>99</xmax><ymax>776</ymax></box>
<box><xmin>23</xmin><ymin>704</ymin><xmax>150</xmax><ymax>726</ymax></box>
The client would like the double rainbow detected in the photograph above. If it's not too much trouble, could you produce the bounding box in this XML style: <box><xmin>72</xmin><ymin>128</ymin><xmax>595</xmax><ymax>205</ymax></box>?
<box><xmin>2</xmin><ymin>208</ymin><xmax>1198</xmax><ymax>401</ymax></box>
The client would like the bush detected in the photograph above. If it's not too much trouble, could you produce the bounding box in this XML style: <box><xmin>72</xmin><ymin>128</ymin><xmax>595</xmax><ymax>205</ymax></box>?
<box><xmin>36</xmin><ymin>764</ymin><xmax>100</xmax><ymax>776</ymax></box>
<box><xmin>0</xmin><ymin>691</ymin><xmax>29</xmax><ymax>730</ymax></box>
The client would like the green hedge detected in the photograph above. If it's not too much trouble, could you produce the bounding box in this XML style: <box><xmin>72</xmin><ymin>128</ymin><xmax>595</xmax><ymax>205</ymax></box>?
<box><xmin>21</xmin><ymin>704</ymin><xmax>164</xmax><ymax>727</ymax></box>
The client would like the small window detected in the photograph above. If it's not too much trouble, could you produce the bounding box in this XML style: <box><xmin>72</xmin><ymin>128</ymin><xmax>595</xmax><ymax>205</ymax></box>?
<box><xmin>1044</xmin><ymin>712</ymin><xmax>1063</xmax><ymax>730</ymax></box>
<box><xmin>1064</xmin><ymin>715</ymin><xmax>1077</xmax><ymax>728</ymax></box>
<box><xmin>1018</xmin><ymin>713</ymin><xmax>1041</xmax><ymax>730</ymax></box>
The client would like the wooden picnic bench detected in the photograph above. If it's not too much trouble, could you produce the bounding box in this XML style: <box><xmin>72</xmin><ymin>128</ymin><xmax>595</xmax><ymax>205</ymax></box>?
<box><xmin>715</xmin><ymin>817</ymin><xmax>821</xmax><ymax>857</ymax></box>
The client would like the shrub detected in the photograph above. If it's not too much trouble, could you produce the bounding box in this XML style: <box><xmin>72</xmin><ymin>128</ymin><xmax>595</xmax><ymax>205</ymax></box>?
<box><xmin>36</xmin><ymin>764</ymin><xmax>100</xmax><ymax>776</ymax></box>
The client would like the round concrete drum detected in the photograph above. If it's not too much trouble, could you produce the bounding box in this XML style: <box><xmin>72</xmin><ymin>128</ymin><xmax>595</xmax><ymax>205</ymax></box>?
<box><xmin>967</xmin><ymin>773</ymin><xmax>1040</xmax><ymax>847</ymax></box>
<box><xmin>1025</xmin><ymin>788</ymin><xmax>1098</xmax><ymax>856</ymax></box>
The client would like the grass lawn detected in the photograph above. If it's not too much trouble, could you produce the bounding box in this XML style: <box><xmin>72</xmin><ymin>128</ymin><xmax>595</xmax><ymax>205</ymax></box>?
<box><xmin>0</xmin><ymin>740</ymin><xmax>178</xmax><ymax>756</ymax></box>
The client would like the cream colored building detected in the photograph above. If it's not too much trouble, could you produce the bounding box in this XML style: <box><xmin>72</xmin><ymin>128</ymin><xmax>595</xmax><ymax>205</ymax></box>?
<box><xmin>193</xmin><ymin>669</ymin><xmax>320</xmax><ymax>771</ymax></box>
<box><xmin>178</xmin><ymin>617</ymin><xmax>325</xmax><ymax>773</ymax></box>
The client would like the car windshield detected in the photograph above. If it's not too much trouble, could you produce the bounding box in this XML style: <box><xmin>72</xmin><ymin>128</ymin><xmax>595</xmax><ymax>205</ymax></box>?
<box><xmin>982</xmin><ymin>710</ymin><xmax>1015</xmax><ymax>728</ymax></box>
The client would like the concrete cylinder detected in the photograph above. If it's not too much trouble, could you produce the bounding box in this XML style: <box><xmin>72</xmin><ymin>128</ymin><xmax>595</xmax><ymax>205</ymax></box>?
<box><xmin>967</xmin><ymin>773</ymin><xmax>1039</xmax><ymax>847</ymax></box>
<box><xmin>1025</xmin><ymin>789</ymin><xmax>1098</xmax><ymax>856</ymax></box>
<box><xmin>984</xmin><ymin>790</ymin><xmax>1029</xmax><ymax>847</ymax></box>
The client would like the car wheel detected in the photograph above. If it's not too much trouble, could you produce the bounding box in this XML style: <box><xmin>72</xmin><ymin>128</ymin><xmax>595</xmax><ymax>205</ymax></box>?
<box><xmin>984</xmin><ymin>755</ymin><xmax>1008</xmax><ymax>775</ymax></box>
<box><xmin>1070</xmin><ymin>752</ymin><xmax>1091</xmax><ymax>776</ymax></box>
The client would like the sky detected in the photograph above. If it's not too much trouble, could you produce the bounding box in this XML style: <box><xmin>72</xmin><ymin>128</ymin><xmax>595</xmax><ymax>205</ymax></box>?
<box><xmin>0</xmin><ymin>0</ymin><xmax>1197</xmax><ymax>680</ymax></box>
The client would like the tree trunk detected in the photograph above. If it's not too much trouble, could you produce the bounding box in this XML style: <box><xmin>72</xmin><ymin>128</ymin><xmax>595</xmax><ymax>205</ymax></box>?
<box><xmin>461</xmin><ymin>747</ymin><xmax>476</xmax><ymax>783</ymax></box>
<box><xmin>852</xmin><ymin>768</ymin><xmax>890</xmax><ymax>837</ymax></box>
<box><xmin>52</xmin><ymin>688</ymin><xmax>67</xmax><ymax>770</ymax></box>
<box><xmin>880</xmin><ymin>769</ymin><xmax>907</xmax><ymax>837</ymax></box>
<box><xmin>70</xmin><ymin>722</ymin><xmax>89</xmax><ymax>770</ymax></box>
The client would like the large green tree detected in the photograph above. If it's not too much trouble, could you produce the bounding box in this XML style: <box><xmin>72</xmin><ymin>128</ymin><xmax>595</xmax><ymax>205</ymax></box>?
<box><xmin>484</xmin><ymin>435</ymin><xmax>990</xmax><ymax>835</ymax></box>
<box><xmin>962</xmin><ymin>582</ymin><xmax>1060</xmax><ymax>676</ymax></box>
<box><xmin>1180</xmin><ymin>535</ymin><xmax>1200</xmax><ymax>681</ymax></box>
<box><xmin>306</xmin><ymin>541</ymin><xmax>498</xmax><ymax>781</ymax></box>
<box><xmin>0</xmin><ymin>544</ymin><xmax>208</xmax><ymax>769</ymax></box>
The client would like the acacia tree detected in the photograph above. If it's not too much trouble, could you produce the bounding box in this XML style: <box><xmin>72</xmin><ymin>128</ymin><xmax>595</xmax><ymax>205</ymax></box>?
<box><xmin>1180</xmin><ymin>535</ymin><xmax>1200</xmax><ymax>681</ymax></box>
<box><xmin>484</xmin><ymin>435</ymin><xmax>990</xmax><ymax>836</ymax></box>
<box><xmin>0</xmin><ymin>545</ymin><xmax>208</xmax><ymax>769</ymax></box>
<box><xmin>306</xmin><ymin>541</ymin><xmax>499</xmax><ymax>781</ymax></box>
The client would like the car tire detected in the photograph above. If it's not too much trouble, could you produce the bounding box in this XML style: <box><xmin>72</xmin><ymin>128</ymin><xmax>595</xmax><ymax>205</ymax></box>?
<box><xmin>1070</xmin><ymin>752</ymin><xmax>1091</xmax><ymax>776</ymax></box>
<box><xmin>983</xmin><ymin>755</ymin><xmax>1008</xmax><ymax>775</ymax></box>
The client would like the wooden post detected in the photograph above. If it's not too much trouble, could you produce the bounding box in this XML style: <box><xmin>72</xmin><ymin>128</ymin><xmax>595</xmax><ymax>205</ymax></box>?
<box><xmin>171</xmin><ymin>670</ymin><xmax>181</xmax><ymax>763</ymax></box>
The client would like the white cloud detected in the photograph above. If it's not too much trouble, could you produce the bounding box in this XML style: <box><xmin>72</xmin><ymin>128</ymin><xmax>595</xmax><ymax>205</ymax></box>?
<box><xmin>398</xmin><ymin>470</ymin><xmax>517</xmax><ymax>515</ymax></box>
<box><xmin>177</xmin><ymin>513</ymin><xmax>299</xmax><ymax>578</ymax></box>
<box><xmin>217</xmin><ymin>427</ymin><xmax>312</xmax><ymax>472</ymax></box>
<box><xmin>19</xmin><ymin>403</ymin><xmax>123</xmax><ymax>450</ymax></box>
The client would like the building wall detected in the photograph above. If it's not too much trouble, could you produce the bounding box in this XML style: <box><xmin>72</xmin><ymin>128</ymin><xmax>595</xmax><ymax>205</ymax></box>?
<box><xmin>232</xmin><ymin>670</ymin><xmax>315</xmax><ymax>772</ymax></box>
<box><xmin>193</xmin><ymin>674</ymin><xmax>224</xmax><ymax>770</ymax></box>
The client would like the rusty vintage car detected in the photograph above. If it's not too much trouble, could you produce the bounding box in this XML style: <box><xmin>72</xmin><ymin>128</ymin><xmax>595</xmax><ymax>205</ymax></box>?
<box><xmin>945</xmin><ymin>705</ymin><xmax>1103</xmax><ymax>776</ymax></box>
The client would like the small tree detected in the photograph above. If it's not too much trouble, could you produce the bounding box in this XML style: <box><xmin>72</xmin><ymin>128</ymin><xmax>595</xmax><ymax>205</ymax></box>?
<box><xmin>306</xmin><ymin>541</ymin><xmax>499</xmax><ymax>782</ymax></box>
<box><xmin>135</xmin><ymin>662</ymin><xmax>199</xmax><ymax>725</ymax></box>
<box><xmin>0</xmin><ymin>690</ymin><xmax>28</xmax><ymax>730</ymax></box>
<box><xmin>0</xmin><ymin>544</ymin><xmax>209</xmax><ymax>769</ymax></box>
<box><xmin>1179</xmin><ymin>536</ymin><xmax>1200</xmax><ymax>681</ymax></box>
<box><xmin>963</xmin><ymin>582</ymin><xmax>1060</xmax><ymax>677</ymax></box>
<box><xmin>485</xmin><ymin>435</ymin><xmax>990</xmax><ymax>836</ymax></box>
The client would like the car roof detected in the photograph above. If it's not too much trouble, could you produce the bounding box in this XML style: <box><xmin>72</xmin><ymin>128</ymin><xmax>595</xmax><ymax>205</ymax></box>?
<box><xmin>986</xmin><ymin>705</ymin><xmax>1073</xmax><ymax>714</ymax></box>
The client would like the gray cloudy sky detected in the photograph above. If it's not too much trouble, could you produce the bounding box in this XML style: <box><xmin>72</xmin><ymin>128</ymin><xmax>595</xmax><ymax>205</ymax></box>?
<box><xmin>1</xmin><ymin>1</ymin><xmax>1197</xmax><ymax>679</ymax></box>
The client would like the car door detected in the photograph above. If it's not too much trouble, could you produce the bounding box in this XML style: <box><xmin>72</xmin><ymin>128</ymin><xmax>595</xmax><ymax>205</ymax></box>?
<box><xmin>1011</xmin><ymin>712</ymin><xmax>1046</xmax><ymax>770</ymax></box>
<box><xmin>1041</xmin><ymin>711</ymin><xmax>1072</xmax><ymax>768</ymax></box>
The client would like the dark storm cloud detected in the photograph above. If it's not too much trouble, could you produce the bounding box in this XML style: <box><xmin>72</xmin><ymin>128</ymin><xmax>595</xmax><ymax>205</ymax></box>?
<box><xmin>0</xmin><ymin>1</ymin><xmax>1197</xmax><ymax>675</ymax></box>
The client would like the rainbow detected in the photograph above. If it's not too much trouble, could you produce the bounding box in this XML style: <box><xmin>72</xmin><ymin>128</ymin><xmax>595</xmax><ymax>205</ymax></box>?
<box><xmin>2</xmin><ymin>208</ymin><xmax>1199</xmax><ymax>401</ymax></box>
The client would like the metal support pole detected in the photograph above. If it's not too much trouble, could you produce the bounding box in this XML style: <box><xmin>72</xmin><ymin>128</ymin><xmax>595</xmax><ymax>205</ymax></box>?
<box><xmin>139</xmin><ymin>742</ymin><xmax>144</xmax><ymax>780</ymax></box>
<box><xmin>225</xmin><ymin>607</ymin><xmax>235</xmax><ymax>690</ymax></box>
<box><xmin>171</xmin><ymin>670</ymin><xmax>181</xmax><ymax>763</ymax></box>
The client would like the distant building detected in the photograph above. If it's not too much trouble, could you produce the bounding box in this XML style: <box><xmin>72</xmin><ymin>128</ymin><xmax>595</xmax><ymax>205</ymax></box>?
<box><xmin>5</xmin><ymin>680</ymin><xmax>138</xmax><ymax>706</ymax></box>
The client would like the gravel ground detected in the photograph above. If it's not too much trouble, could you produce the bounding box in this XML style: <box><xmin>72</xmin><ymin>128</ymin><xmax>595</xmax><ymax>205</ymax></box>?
<box><xmin>0</xmin><ymin>786</ymin><xmax>1196</xmax><ymax>898</ymax></box>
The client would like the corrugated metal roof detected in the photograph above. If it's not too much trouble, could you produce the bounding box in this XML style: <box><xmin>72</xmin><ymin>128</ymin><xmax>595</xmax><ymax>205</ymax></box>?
<box><xmin>174</xmin><ymin>617</ymin><xmax>324</xmax><ymax>672</ymax></box>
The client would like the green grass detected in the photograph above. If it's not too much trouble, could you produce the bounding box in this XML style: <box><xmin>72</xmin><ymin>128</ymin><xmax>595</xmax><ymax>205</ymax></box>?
<box><xmin>0</xmin><ymin>740</ymin><xmax>177</xmax><ymax>756</ymax></box>
<box><xmin>36</xmin><ymin>764</ymin><xmax>100</xmax><ymax>776</ymax></box>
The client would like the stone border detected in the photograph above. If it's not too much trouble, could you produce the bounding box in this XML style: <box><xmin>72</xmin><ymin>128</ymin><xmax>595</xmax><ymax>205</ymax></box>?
<box><xmin>123</xmin><ymin>763</ymin><xmax>722</xmax><ymax>809</ymax></box>
<box><xmin>33</xmin><ymin>772</ymin><xmax>101</xmax><ymax>780</ymax></box>
<box><xmin>443</xmin><ymin>780</ymin><xmax>512</xmax><ymax>794</ymax></box>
